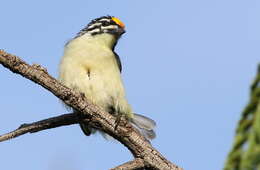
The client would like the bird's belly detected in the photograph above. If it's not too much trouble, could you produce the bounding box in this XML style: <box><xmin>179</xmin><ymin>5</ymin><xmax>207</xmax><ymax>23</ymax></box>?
<box><xmin>82</xmin><ymin>67</ymin><xmax>123</xmax><ymax>108</ymax></box>
<box><xmin>61</xmin><ymin>64</ymin><xmax>131</xmax><ymax>115</ymax></box>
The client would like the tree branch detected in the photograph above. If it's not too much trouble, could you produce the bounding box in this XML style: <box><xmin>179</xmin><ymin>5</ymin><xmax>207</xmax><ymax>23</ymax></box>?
<box><xmin>111</xmin><ymin>158</ymin><xmax>145</xmax><ymax>170</ymax></box>
<box><xmin>0</xmin><ymin>113</ymin><xmax>81</xmax><ymax>142</ymax></box>
<box><xmin>0</xmin><ymin>50</ymin><xmax>182</xmax><ymax>170</ymax></box>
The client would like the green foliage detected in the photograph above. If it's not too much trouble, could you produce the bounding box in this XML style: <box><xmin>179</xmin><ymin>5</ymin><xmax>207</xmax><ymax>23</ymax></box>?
<box><xmin>224</xmin><ymin>65</ymin><xmax>260</xmax><ymax>170</ymax></box>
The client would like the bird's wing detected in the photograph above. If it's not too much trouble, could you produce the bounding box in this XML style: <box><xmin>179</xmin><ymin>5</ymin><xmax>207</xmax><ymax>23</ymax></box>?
<box><xmin>113</xmin><ymin>51</ymin><xmax>122</xmax><ymax>72</ymax></box>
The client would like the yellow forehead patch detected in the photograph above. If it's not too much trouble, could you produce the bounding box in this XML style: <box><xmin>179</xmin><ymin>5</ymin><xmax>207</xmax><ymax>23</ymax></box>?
<box><xmin>112</xmin><ymin>17</ymin><xmax>125</xmax><ymax>28</ymax></box>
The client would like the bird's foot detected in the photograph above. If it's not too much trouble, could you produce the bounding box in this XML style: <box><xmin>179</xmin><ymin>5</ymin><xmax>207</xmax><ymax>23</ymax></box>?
<box><xmin>115</xmin><ymin>114</ymin><xmax>127</xmax><ymax>131</ymax></box>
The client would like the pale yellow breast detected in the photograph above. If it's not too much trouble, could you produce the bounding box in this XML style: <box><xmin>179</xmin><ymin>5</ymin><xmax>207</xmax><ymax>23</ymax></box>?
<box><xmin>58</xmin><ymin>33</ymin><xmax>132</xmax><ymax>117</ymax></box>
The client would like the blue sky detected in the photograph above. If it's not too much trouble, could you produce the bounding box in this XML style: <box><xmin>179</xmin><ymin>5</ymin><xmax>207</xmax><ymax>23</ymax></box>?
<box><xmin>0</xmin><ymin>0</ymin><xmax>259</xmax><ymax>170</ymax></box>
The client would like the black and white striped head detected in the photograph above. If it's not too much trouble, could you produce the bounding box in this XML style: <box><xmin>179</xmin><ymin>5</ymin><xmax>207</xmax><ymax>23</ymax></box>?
<box><xmin>75</xmin><ymin>16</ymin><xmax>125</xmax><ymax>39</ymax></box>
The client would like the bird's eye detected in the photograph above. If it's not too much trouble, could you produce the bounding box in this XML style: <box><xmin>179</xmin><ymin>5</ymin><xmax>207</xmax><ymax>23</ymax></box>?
<box><xmin>102</xmin><ymin>21</ymin><xmax>111</xmax><ymax>27</ymax></box>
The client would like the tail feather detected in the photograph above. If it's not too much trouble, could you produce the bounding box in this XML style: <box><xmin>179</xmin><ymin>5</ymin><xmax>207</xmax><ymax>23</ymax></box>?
<box><xmin>130</xmin><ymin>113</ymin><xmax>156</xmax><ymax>140</ymax></box>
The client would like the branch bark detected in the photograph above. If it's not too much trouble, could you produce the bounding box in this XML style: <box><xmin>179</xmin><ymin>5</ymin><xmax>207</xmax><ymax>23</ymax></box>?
<box><xmin>0</xmin><ymin>113</ymin><xmax>80</xmax><ymax>142</ymax></box>
<box><xmin>111</xmin><ymin>158</ymin><xmax>145</xmax><ymax>170</ymax></box>
<box><xmin>0</xmin><ymin>50</ymin><xmax>182</xmax><ymax>170</ymax></box>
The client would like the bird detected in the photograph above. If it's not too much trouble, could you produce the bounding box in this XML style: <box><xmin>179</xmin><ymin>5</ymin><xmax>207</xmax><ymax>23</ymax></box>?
<box><xmin>58</xmin><ymin>16</ymin><xmax>156</xmax><ymax>140</ymax></box>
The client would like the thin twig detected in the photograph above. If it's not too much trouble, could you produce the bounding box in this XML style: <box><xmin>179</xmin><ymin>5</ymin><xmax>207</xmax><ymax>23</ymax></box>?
<box><xmin>0</xmin><ymin>113</ymin><xmax>81</xmax><ymax>142</ymax></box>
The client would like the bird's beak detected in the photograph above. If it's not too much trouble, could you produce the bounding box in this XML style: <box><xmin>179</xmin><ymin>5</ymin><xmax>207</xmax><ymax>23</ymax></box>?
<box><xmin>118</xmin><ymin>27</ymin><xmax>125</xmax><ymax>36</ymax></box>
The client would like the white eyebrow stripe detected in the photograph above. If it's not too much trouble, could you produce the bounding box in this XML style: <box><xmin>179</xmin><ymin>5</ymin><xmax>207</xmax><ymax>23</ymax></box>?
<box><xmin>88</xmin><ymin>22</ymin><xmax>102</xmax><ymax>29</ymax></box>
<box><xmin>101</xmin><ymin>25</ymin><xmax>118</xmax><ymax>30</ymax></box>
<box><xmin>88</xmin><ymin>28</ymin><xmax>100</xmax><ymax>34</ymax></box>
<box><xmin>99</xmin><ymin>18</ymin><xmax>111</xmax><ymax>22</ymax></box>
